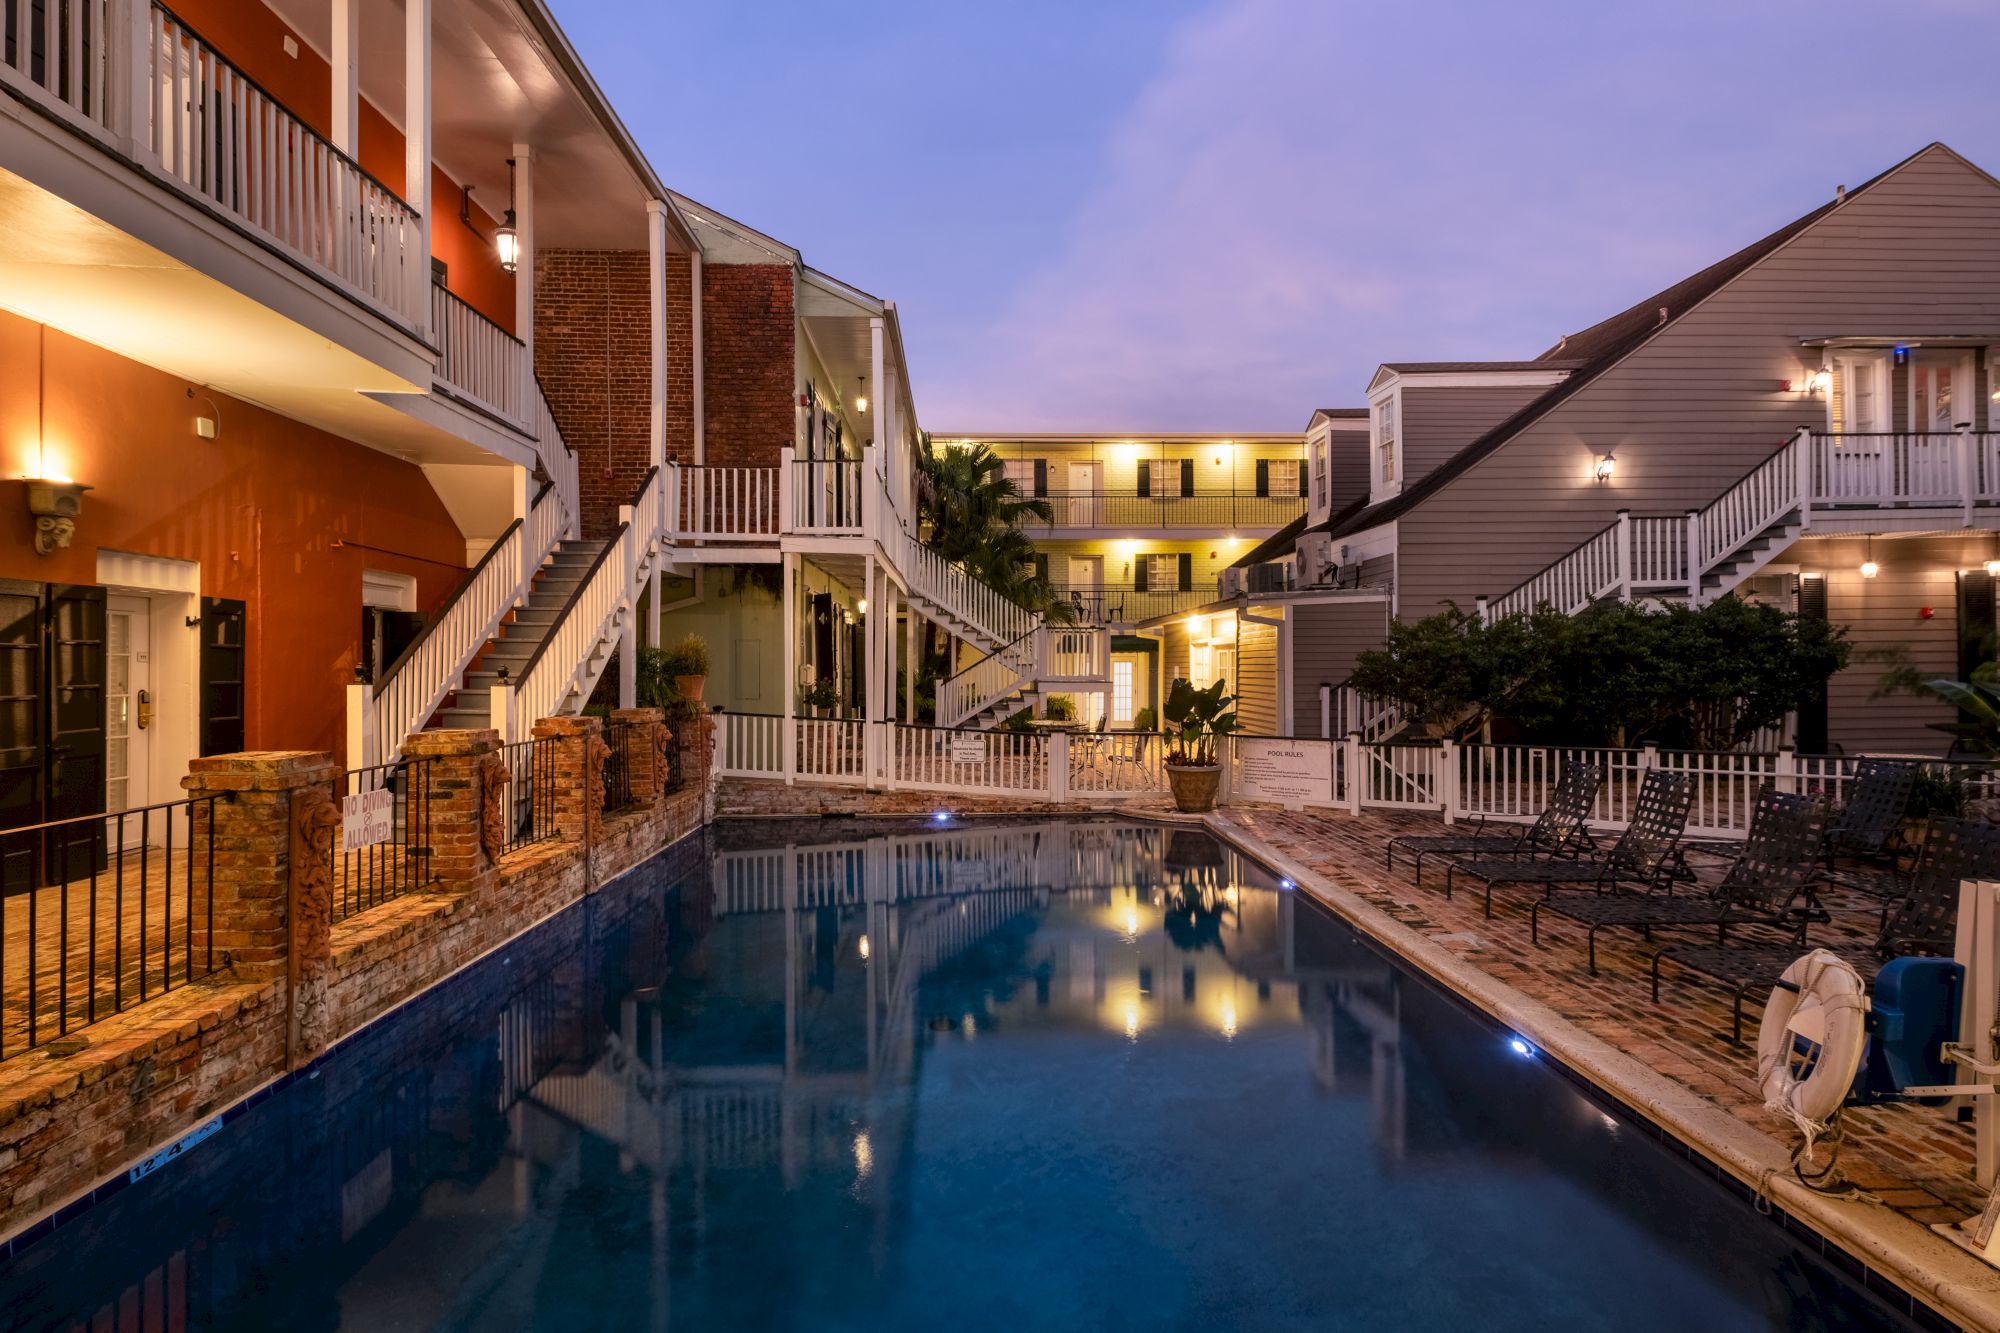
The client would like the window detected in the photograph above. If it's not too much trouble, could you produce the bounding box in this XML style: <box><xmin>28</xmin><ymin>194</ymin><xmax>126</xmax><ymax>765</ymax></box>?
<box><xmin>1268</xmin><ymin>459</ymin><xmax>1300</xmax><ymax>497</ymax></box>
<box><xmin>1002</xmin><ymin>459</ymin><xmax>1036</xmax><ymax>491</ymax></box>
<box><xmin>1375</xmin><ymin>396</ymin><xmax>1399</xmax><ymax>484</ymax></box>
<box><xmin>1829</xmin><ymin>355</ymin><xmax>1887</xmax><ymax>434</ymax></box>
<box><xmin>1112</xmin><ymin>661</ymin><xmax>1134</xmax><ymax>723</ymax></box>
<box><xmin>1145</xmin><ymin>554</ymin><xmax>1179</xmax><ymax>589</ymax></box>
<box><xmin>1311</xmin><ymin>441</ymin><xmax>1327</xmax><ymax>506</ymax></box>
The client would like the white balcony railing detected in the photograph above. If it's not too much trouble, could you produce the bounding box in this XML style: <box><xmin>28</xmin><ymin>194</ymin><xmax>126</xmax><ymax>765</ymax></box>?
<box><xmin>148</xmin><ymin>6</ymin><xmax>425</xmax><ymax>327</ymax></box>
<box><xmin>789</xmin><ymin>458</ymin><xmax>862</xmax><ymax>533</ymax></box>
<box><xmin>432</xmin><ymin>285</ymin><xmax>527</xmax><ymax>425</ymax></box>
<box><xmin>670</xmin><ymin>465</ymin><xmax>780</xmax><ymax>540</ymax></box>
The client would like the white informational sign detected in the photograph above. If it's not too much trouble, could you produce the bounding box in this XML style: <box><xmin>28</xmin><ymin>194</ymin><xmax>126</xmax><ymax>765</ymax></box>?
<box><xmin>341</xmin><ymin>787</ymin><xmax>396</xmax><ymax>852</ymax></box>
<box><xmin>1235</xmin><ymin>738</ymin><xmax>1333</xmax><ymax>808</ymax></box>
<box><xmin>950</xmin><ymin>737</ymin><xmax>987</xmax><ymax>765</ymax></box>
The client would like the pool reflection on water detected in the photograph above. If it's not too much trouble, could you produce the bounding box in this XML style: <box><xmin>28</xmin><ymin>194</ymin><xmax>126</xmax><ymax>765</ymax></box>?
<box><xmin>0</xmin><ymin>819</ymin><xmax>1930</xmax><ymax>1332</ymax></box>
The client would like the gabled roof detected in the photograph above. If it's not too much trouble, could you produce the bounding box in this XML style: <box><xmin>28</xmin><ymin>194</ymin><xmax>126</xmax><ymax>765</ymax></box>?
<box><xmin>1377</xmin><ymin>360</ymin><xmax>1584</xmax><ymax>374</ymax></box>
<box><xmin>1229</xmin><ymin>513</ymin><xmax>1309</xmax><ymax>568</ymax></box>
<box><xmin>1310</xmin><ymin>407</ymin><xmax>1369</xmax><ymax>427</ymax></box>
<box><xmin>1320</xmin><ymin>143</ymin><xmax>1960</xmax><ymax>543</ymax></box>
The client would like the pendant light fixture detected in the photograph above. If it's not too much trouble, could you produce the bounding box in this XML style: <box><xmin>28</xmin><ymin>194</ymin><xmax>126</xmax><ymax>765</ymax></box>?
<box><xmin>495</xmin><ymin>158</ymin><xmax>521</xmax><ymax>272</ymax></box>
<box><xmin>1860</xmin><ymin>534</ymin><xmax>1878</xmax><ymax>579</ymax></box>
<box><xmin>854</xmin><ymin>375</ymin><xmax>869</xmax><ymax>415</ymax></box>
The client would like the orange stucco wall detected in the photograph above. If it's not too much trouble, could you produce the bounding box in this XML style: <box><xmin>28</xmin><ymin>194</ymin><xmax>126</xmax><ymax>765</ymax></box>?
<box><xmin>169</xmin><ymin>0</ymin><xmax>517</xmax><ymax>334</ymax></box>
<box><xmin>0</xmin><ymin>312</ymin><xmax>467</xmax><ymax>762</ymax></box>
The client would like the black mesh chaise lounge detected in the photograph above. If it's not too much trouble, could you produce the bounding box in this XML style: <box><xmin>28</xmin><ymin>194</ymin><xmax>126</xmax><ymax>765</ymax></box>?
<box><xmin>1535</xmin><ymin>787</ymin><xmax>1829</xmax><ymax>974</ymax></box>
<box><xmin>1821</xmin><ymin>758</ymin><xmax>1915</xmax><ymax>866</ymax></box>
<box><xmin>1651</xmin><ymin>816</ymin><xmax>2000</xmax><ymax>1042</ymax></box>
<box><xmin>1441</xmin><ymin>769</ymin><xmax>1693</xmax><ymax>919</ymax></box>
<box><xmin>1384</xmin><ymin>761</ymin><xmax>1603</xmax><ymax>884</ymax></box>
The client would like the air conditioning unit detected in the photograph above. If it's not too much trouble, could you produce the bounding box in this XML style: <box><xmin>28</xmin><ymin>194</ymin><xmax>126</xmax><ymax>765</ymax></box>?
<box><xmin>1217</xmin><ymin>567</ymin><xmax>1245</xmax><ymax>599</ymax></box>
<box><xmin>1297</xmin><ymin>531</ymin><xmax>1336</xmax><ymax>586</ymax></box>
<box><xmin>1247</xmin><ymin>561</ymin><xmax>1290</xmax><ymax>594</ymax></box>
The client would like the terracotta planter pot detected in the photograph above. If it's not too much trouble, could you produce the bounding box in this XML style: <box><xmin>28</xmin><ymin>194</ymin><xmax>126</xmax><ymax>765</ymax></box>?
<box><xmin>676</xmin><ymin>675</ymin><xmax>707</xmax><ymax>702</ymax></box>
<box><xmin>1166</xmin><ymin>763</ymin><xmax>1221</xmax><ymax>814</ymax></box>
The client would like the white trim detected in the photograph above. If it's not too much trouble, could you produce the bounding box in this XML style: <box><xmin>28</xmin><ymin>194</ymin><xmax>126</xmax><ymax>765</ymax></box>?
<box><xmin>361</xmin><ymin>569</ymin><xmax>419</xmax><ymax>611</ymax></box>
<box><xmin>1365</xmin><ymin>367</ymin><xmax>1573</xmax><ymax>393</ymax></box>
<box><xmin>96</xmin><ymin>550</ymin><xmax>199</xmax><ymax>595</ymax></box>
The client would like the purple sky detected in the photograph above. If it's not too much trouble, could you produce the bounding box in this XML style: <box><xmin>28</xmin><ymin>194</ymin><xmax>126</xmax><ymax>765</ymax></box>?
<box><xmin>552</xmin><ymin>0</ymin><xmax>2000</xmax><ymax>434</ymax></box>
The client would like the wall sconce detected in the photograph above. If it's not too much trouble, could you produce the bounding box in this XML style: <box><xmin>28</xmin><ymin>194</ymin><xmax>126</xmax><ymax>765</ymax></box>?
<box><xmin>494</xmin><ymin>158</ymin><xmax>520</xmax><ymax>272</ymax></box>
<box><xmin>1791</xmin><ymin>368</ymin><xmax>1831</xmax><ymax>397</ymax></box>
<box><xmin>24</xmin><ymin>477</ymin><xmax>90</xmax><ymax>556</ymax></box>
<box><xmin>1985</xmin><ymin>559</ymin><xmax>2000</xmax><ymax>576</ymax></box>
<box><xmin>1593</xmin><ymin>451</ymin><xmax>1617</xmax><ymax>483</ymax></box>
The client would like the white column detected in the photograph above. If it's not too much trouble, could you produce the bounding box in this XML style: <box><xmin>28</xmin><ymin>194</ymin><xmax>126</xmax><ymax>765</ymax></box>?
<box><xmin>863</xmin><ymin>554</ymin><xmax>880</xmax><ymax>786</ymax></box>
<box><xmin>512</xmin><ymin>143</ymin><xmax>536</xmax><ymax>357</ymax></box>
<box><xmin>782</xmin><ymin>552</ymin><xmax>798</xmax><ymax>784</ymax></box>
<box><xmin>404</xmin><ymin>0</ymin><xmax>433</xmax><ymax>338</ymax></box>
<box><xmin>904</xmin><ymin>603</ymin><xmax>918</xmax><ymax>723</ymax></box>
<box><xmin>691</xmin><ymin>249</ymin><xmax>706</xmax><ymax>466</ymax></box>
<box><xmin>512</xmin><ymin>464</ymin><xmax>533</xmax><ymax>602</ymax></box>
<box><xmin>868</xmin><ymin>318</ymin><xmax>885</xmax><ymax>451</ymax></box>
<box><xmin>331</xmin><ymin>0</ymin><xmax>361</xmax><ymax>154</ymax></box>
<box><xmin>109</xmin><ymin>0</ymin><xmax>150</xmax><ymax>159</ymax></box>
<box><xmin>646</xmin><ymin>200</ymin><xmax>670</xmax><ymax>471</ymax></box>
<box><xmin>619</xmin><ymin>501</ymin><xmax>638</xmax><ymax>709</ymax></box>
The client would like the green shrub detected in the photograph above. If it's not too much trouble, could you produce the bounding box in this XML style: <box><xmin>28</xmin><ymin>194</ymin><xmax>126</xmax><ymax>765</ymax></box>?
<box><xmin>1908</xmin><ymin>766</ymin><xmax>1975</xmax><ymax>821</ymax></box>
<box><xmin>1134</xmin><ymin>706</ymin><xmax>1158</xmax><ymax>732</ymax></box>
<box><xmin>1045</xmin><ymin>694</ymin><xmax>1076</xmax><ymax>721</ymax></box>
<box><xmin>662</xmin><ymin>633</ymin><xmax>710</xmax><ymax>678</ymax></box>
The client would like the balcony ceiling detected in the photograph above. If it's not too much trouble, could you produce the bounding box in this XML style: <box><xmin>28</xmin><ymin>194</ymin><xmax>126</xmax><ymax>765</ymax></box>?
<box><xmin>263</xmin><ymin>0</ymin><xmax>658</xmax><ymax>250</ymax></box>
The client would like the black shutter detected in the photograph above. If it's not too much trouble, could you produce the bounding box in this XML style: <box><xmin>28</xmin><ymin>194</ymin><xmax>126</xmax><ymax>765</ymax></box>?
<box><xmin>1134</xmin><ymin>559</ymin><xmax>1149</xmax><ymax>593</ymax></box>
<box><xmin>1136</xmin><ymin>461</ymin><xmax>1151</xmax><ymax>498</ymax></box>
<box><xmin>1033</xmin><ymin>554</ymin><xmax>1049</xmax><ymax>583</ymax></box>
<box><xmin>810</xmin><ymin>594</ymin><xmax>835</xmax><ymax>682</ymax></box>
<box><xmin>1298</xmin><ymin>464</ymin><xmax>1309</xmax><ymax>497</ymax></box>
<box><xmin>1179</xmin><ymin>460</ymin><xmax>1194</xmax><ymax>496</ymax></box>
<box><xmin>1177</xmin><ymin>554</ymin><xmax>1193</xmax><ymax>592</ymax></box>
<box><xmin>0</xmin><ymin>582</ymin><xmax>44</xmax><ymax>891</ymax></box>
<box><xmin>199</xmin><ymin>597</ymin><xmax>247</xmax><ymax>755</ymax></box>
<box><xmin>847</xmin><ymin>624</ymin><xmax>865</xmax><ymax>710</ymax></box>
<box><xmin>1255</xmin><ymin>460</ymin><xmax>1270</xmax><ymax>497</ymax></box>
<box><xmin>1032</xmin><ymin>460</ymin><xmax>1047</xmax><ymax>498</ymax></box>
<box><xmin>1795</xmin><ymin>577</ymin><xmax>1830</xmax><ymax>755</ymax></box>
<box><xmin>46</xmin><ymin>584</ymin><xmax>107</xmax><ymax>876</ymax></box>
<box><xmin>1958</xmin><ymin>570</ymin><xmax>1998</xmax><ymax>738</ymax></box>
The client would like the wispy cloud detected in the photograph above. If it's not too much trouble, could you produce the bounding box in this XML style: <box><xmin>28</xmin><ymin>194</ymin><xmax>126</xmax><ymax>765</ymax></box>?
<box><xmin>915</xmin><ymin>0</ymin><xmax>2000</xmax><ymax>432</ymax></box>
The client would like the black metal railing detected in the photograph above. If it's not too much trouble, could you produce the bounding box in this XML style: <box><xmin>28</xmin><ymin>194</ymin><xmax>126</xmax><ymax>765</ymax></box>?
<box><xmin>603</xmin><ymin>721</ymin><xmax>641</xmax><ymax>815</ymax></box>
<box><xmin>1044</xmin><ymin>583</ymin><xmax>1212</xmax><ymax>624</ymax></box>
<box><xmin>499</xmin><ymin>738</ymin><xmax>558</xmax><ymax>854</ymax></box>
<box><xmin>330</xmin><ymin>759</ymin><xmax>436</xmax><ymax>923</ymax></box>
<box><xmin>1022</xmin><ymin>491</ymin><xmax>1305</xmax><ymax>530</ymax></box>
<box><xmin>0</xmin><ymin>793</ymin><xmax>229</xmax><ymax>1060</ymax></box>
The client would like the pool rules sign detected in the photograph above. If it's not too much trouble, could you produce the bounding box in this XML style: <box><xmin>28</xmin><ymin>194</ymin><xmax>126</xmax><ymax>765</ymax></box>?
<box><xmin>1234</xmin><ymin>739</ymin><xmax>1333</xmax><ymax>809</ymax></box>
<box><xmin>341</xmin><ymin>787</ymin><xmax>396</xmax><ymax>852</ymax></box>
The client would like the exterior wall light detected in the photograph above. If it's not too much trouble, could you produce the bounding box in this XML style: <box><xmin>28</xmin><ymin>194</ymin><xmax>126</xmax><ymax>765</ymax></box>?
<box><xmin>1860</xmin><ymin>561</ymin><xmax>1880</xmax><ymax>578</ymax></box>
<box><xmin>854</xmin><ymin>375</ymin><xmax>869</xmax><ymax>414</ymax></box>
<box><xmin>856</xmin><ymin>599</ymin><xmax>868</xmax><ymax>614</ymax></box>
<box><xmin>1987</xmin><ymin>559</ymin><xmax>2000</xmax><ymax>576</ymax></box>
<box><xmin>1800</xmin><ymin>368</ymin><xmax>1831</xmax><ymax>396</ymax></box>
<box><xmin>1593</xmin><ymin>451</ymin><xmax>1617</xmax><ymax>483</ymax></box>
<box><xmin>24</xmin><ymin>477</ymin><xmax>90</xmax><ymax>556</ymax></box>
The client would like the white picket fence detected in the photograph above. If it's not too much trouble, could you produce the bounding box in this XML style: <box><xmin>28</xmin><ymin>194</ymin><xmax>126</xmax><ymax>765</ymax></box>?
<box><xmin>716</xmin><ymin>714</ymin><xmax>1997</xmax><ymax>841</ymax></box>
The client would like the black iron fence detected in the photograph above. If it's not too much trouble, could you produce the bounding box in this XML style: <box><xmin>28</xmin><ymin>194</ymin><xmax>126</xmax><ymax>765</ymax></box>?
<box><xmin>331</xmin><ymin>759</ymin><xmax>436</xmax><ymax>923</ymax></box>
<box><xmin>603</xmin><ymin>721</ymin><xmax>641</xmax><ymax>815</ymax></box>
<box><xmin>498</xmin><ymin>738</ymin><xmax>558</xmax><ymax>854</ymax></box>
<box><xmin>0</xmin><ymin>793</ymin><xmax>228</xmax><ymax>1060</ymax></box>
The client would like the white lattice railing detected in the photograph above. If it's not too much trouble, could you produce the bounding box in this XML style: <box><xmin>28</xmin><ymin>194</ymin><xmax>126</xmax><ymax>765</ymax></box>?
<box><xmin>1332</xmin><ymin>684</ymin><xmax>1402</xmax><ymax>744</ymax></box>
<box><xmin>529</xmin><ymin>380</ymin><xmax>579</xmax><ymax>542</ymax></box>
<box><xmin>148</xmin><ymin>5</ymin><xmax>424</xmax><ymax>326</ymax></box>
<box><xmin>888</xmin><ymin>726</ymin><xmax>1050</xmax><ymax>794</ymax></box>
<box><xmin>669</xmin><ymin>465</ymin><xmax>780</xmax><ymax>539</ymax></box>
<box><xmin>941</xmin><ymin>628</ymin><xmax>1039</xmax><ymax>726</ymax></box>
<box><xmin>2</xmin><ymin>0</ymin><xmax>111</xmax><ymax>130</ymax></box>
<box><xmin>895</xmin><ymin>524</ymin><xmax>1037</xmax><ymax>649</ymax></box>
<box><xmin>788</xmin><ymin>458</ymin><xmax>862</xmax><ymax>533</ymax></box>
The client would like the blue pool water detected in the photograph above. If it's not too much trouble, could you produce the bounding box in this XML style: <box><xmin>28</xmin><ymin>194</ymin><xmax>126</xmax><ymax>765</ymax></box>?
<box><xmin>0</xmin><ymin>818</ymin><xmax>1934</xmax><ymax>1331</ymax></box>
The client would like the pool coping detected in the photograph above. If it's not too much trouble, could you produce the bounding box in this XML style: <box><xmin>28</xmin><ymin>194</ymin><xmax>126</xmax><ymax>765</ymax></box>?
<box><xmin>1202</xmin><ymin>812</ymin><xmax>2000</xmax><ymax>1333</ymax></box>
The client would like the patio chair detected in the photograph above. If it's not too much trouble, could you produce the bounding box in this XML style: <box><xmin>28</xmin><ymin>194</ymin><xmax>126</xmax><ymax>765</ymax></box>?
<box><xmin>1384</xmin><ymin>761</ymin><xmax>1602</xmax><ymax>885</ymax></box>
<box><xmin>1651</xmin><ymin>816</ymin><xmax>2000</xmax><ymax>1042</ymax></box>
<box><xmin>1535</xmin><ymin>786</ymin><xmax>1829</xmax><ymax>974</ymax></box>
<box><xmin>1821</xmin><ymin>758</ymin><xmax>1915</xmax><ymax>866</ymax></box>
<box><xmin>1444</xmin><ymin>769</ymin><xmax>1693</xmax><ymax>919</ymax></box>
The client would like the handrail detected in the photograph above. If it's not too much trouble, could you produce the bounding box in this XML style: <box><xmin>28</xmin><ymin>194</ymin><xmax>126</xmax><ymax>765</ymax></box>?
<box><xmin>1485</xmin><ymin>516</ymin><xmax>1621</xmax><ymax>619</ymax></box>
<box><xmin>153</xmin><ymin>2</ymin><xmax>414</xmax><ymax>213</ymax></box>
<box><xmin>373</xmin><ymin>498</ymin><xmax>535</xmax><ymax>697</ymax></box>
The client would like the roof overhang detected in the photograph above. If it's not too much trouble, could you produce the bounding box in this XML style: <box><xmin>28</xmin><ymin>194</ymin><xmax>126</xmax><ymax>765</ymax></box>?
<box><xmin>1799</xmin><ymin>335</ymin><xmax>2000</xmax><ymax>349</ymax></box>
<box><xmin>1365</xmin><ymin>364</ymin><xmax>1575</xmax><ymax>395</ymax></box>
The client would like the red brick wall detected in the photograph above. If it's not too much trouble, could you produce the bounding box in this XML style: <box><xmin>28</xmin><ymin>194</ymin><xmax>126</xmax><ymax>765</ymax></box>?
<box><xmin>534</xmin><ymin>250</ymin><xmax>655</xmax><ymax>538</ymax></box>
<box><xmin>703</xmin><ymin>264</ymin><xmax>796</xmax><ymax>468</ymax></box>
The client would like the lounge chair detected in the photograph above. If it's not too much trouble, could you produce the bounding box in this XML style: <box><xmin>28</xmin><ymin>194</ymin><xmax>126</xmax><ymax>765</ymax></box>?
<box><xmin>1535</xmin><ymin>786</ymin><xmax>1828</xmax><ymax>974</ymax></box>
<box><xmin>1384</xmin><ymin>761</ymin><xmax>1602</xmax><ymax>884</ymax></box>
<box><xmin>1442</xmin><ymin>769</ymin><xmax>1692</xmax><ymax>918</ymax></box>
<box><xmin>1821</xmin><ymin>758</ymin><xmax>1915</xmax><ymax>866</ymax></box>
<box><xmin>1651</xmin><ymin>816</ymin><xmax>2000</xmax><ymax>1042</ymax></box>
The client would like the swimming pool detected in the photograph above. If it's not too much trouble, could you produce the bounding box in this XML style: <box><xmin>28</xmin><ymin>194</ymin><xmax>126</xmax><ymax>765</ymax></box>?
<box><xmin>0</xmin><ymin>817</ymin><xmax>1936</xmax><ymax>1331</ymax></box>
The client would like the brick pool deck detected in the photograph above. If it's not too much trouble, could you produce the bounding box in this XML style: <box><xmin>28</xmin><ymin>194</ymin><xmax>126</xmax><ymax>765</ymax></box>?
<box><xmin>1216</xmin><ymin>806</ymin><xmax>1984</xmax><ymax>1222</ymax></box>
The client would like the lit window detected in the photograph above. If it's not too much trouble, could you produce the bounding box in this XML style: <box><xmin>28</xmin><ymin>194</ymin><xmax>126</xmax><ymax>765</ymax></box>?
<box><xmin>1376</xmin><ymin>397</ymin><xmax>1398</xmax><ymax>484</ymax></box>
<box><xmin>1311</xmin><ymin>442</ymin><xmax>1327</xmax><ymax>504</ymax></box>
<box><xmin>1269</xmin><ymin>459</ymin><xmax>1300</xmax><ymax>496</ymax></box>
<box><xmin>1112</xmin><ymin>661</ymin><xmax>1134</xmax><ymax>723</ymax></box>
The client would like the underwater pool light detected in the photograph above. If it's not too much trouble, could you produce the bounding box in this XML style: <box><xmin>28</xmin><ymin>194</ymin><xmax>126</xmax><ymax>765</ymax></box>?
<box><xmin>1508</xmin><ymin>1037</ymin><xmax>1535</xmax><ymax>1058</ymax></box>
<box><xmin>932</xmin><ymin>810</ymin><xmax>951</xmax><ymax>824</ymax></box>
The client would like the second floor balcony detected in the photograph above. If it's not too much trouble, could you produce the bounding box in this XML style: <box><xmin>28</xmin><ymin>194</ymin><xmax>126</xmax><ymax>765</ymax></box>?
<box><xmin>1022</xmin><ymin>490</ymin><xmax>1305</xmax><ymax>534</ymax></box>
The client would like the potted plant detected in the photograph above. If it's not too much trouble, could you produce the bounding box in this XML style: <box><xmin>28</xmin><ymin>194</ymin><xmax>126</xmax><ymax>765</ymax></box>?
<box><xmin>664</xmin><ymin>633</ymin><xmax>710</xmax><ymax>703</ymax></box>
<box><xmin>1045</xmin><ymin>694</ymin><xmax>1077</xmax><ymax>723</ymax></box>
<box><xmin>801</xmin><ymin>677</ymin><xmax>841</xmax><ymax>717</ymax></box>
<box><xmin>1900</xmin><ymin>765</ymin><xmax>1975</xmax><ymax>850</ymax></box>
<box><xmin>1162</xmin><ymin>677</ymin><xmax>1238</xmax><ymax>813</ymax></box>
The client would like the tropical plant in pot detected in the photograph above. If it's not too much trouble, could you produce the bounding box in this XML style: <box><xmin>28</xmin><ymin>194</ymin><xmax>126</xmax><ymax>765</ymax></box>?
<box><xmin>663</xmin><ymin>633</ymin><xmax>710</xmax><ymax>703</ymax></box>
<box><xmin>801</xmin><ymin>677</ymin><xmax>841</xmax><ymax>716</ymax></box>
<box><xmin>1162</xmin><ymin>677</ymin><xmax>1238</xmax><ymax>813</ymax></box>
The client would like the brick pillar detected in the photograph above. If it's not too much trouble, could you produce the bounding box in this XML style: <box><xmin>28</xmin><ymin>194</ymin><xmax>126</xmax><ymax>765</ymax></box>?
<box><xmin>533</xmin><ymin>715</ymin><xmax>606</xmax><ymax>844</ymax></box>
<box><xmin>400</xmin><ymin>728</ymin><xmax>502</xmax><ymax>890</ymax></box>
<box><xmin>676</xmin><ymin>712</ymin><xmax>714</xmax><ymax>794</ymax></box>
<box><xmin>609</xmin><ymin>708</ymin><xmax>668</xmax><ymax>804</ymax></box>
<box><xmin>183</xmin><ymin>752</ymin><xmax>336</xmax><ymax>983</ymax></box>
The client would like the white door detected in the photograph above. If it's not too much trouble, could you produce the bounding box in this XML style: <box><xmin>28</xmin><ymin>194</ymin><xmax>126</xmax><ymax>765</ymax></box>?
<box><xmin>1066</xmin><ymin>462</ymin><xmax>1100</xmax><ymax>527</ymax></box>
<box><xmin>1067</xmin><ymin>554</ymin><xmax>1104</xmax><ymax>622</ymax></box>
<box><xmin>1826</xmin><ymin>354</ymin><xmax>1890</xmax><ymax>499</ymax></box>
<box><xmin>106</xmin><ymin>596</ymin><xmax>152</xmax><ymax>820</ymax></box>
<box><xmin>1911</xmin><ymin>354</ymin><xmax>1974</xmax><ymax>433</ymax></box>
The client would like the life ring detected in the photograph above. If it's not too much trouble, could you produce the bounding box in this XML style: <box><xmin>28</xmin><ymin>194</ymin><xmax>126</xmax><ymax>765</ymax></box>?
<box><xmin>1756</xmin><ymin>949</ymin><xmax>1868</xmax><ymax>1133</ymax></box>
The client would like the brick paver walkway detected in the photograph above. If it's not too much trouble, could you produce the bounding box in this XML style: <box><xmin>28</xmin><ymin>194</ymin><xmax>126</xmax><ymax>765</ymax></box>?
<box><xmin>1220</xmin><ymin>806</ymin><xmax>1985</xmax><ymax>1227</ymax></box>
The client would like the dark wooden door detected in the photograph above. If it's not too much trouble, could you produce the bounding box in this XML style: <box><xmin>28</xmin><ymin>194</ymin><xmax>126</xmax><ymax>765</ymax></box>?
<box><xmin>45</xmin><ymin>584</ymin><xmax>107</xmax><ymax>878</ymax></box>
<box><xmin>199</xmin><ymin>597</ymin><xmax>246</xmax><ymax>755</ymax></box>
<box><xmin>0</xmin><ymin>581</ymin><xmax>44</xmax><ymax>892</ymax></box>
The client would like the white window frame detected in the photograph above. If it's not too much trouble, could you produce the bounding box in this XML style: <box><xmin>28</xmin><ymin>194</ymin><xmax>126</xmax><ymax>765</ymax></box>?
<box><xmin>1269</xmin><ymin>458</ymin><xmax>1300</xmax><ymax>497</ymax></box>
<box><xmin>1111</xmin><ymin>660</ymin><xmax>1134</xmax><ymax>723</ymax></box>
<box><xmin>1371</xmin><ymin>390</ymin><xmax>1400</xmax><ymax>498</ymax></box>
<box><xmin>1144</xmin><ymin>553</ymin><xmax>1179</xmax><ymax>590</ymax></box>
